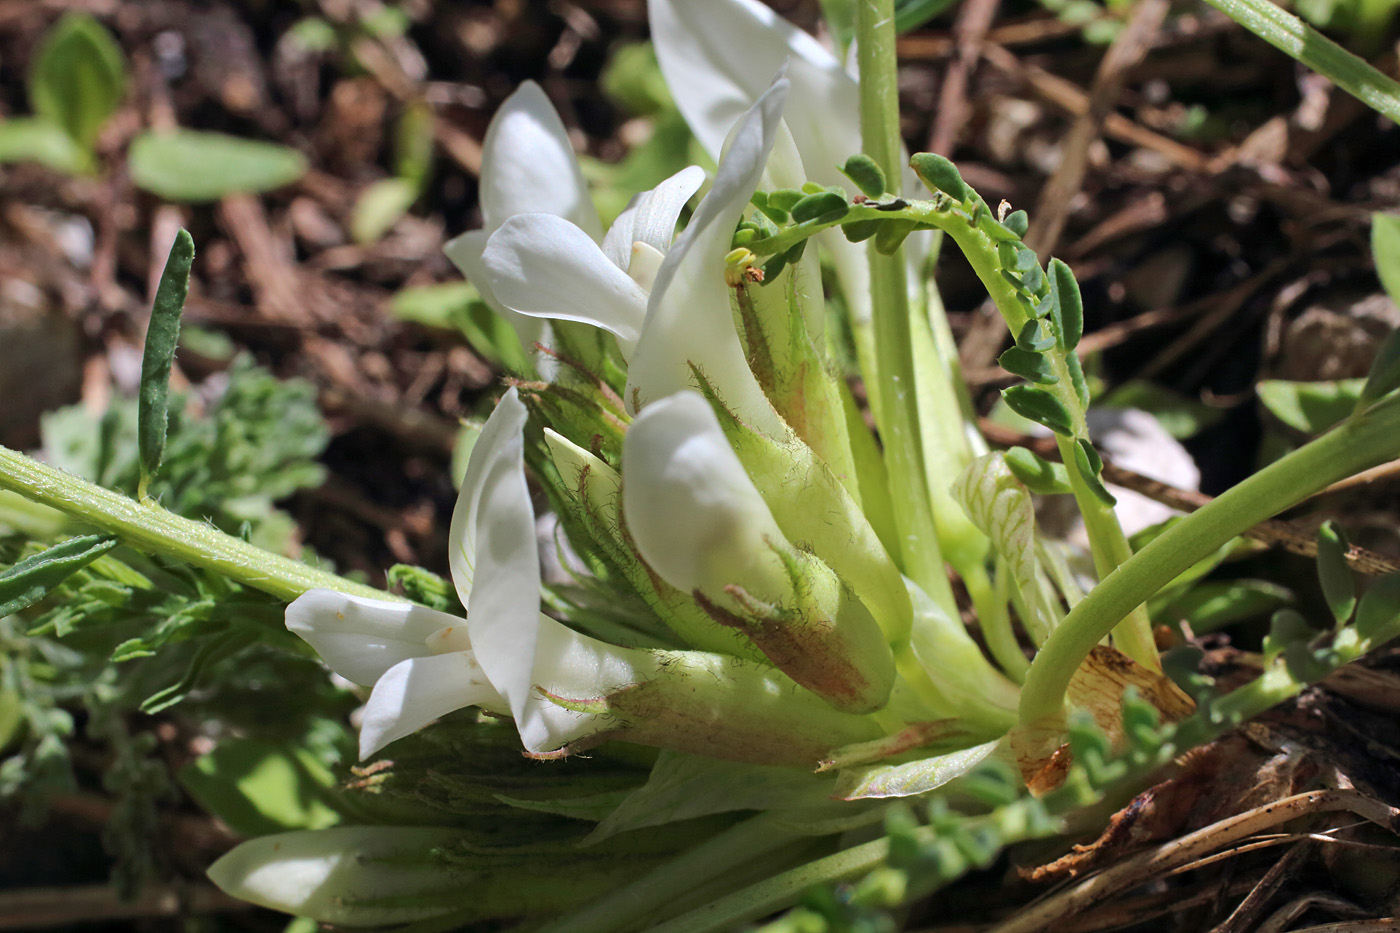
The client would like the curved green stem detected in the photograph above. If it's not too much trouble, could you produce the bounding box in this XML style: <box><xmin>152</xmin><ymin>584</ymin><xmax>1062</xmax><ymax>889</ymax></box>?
<box><xmin>0</xmin><ymin>445</ymin><xmax>397</xmax><ymax>605</ymax></box>
<box><xmin>1019</xmin><ymin>396</ymin><xmax>1400</xmax><ymax>724</ymax></box>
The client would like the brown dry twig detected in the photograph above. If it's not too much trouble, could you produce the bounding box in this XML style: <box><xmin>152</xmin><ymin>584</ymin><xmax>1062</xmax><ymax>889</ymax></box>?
<box><xmin>989</xmin><ymin>790</ymin><xmax>1400</xmax><ymax>933</ymax></box>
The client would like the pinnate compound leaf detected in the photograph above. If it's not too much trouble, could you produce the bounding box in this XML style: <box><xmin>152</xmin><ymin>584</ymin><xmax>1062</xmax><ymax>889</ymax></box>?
<box><xmin>1316</xmin><ymin>522</ymin><xmax>1356</xmax><ymax>626</ymax></box>
<box><xmin>1002</xmin><ymin>385</ymin><xmax>1074</xmax><ymax>435</ymax></box>
<box><xmin>28</xmin><ymin>13</ymin><xmax>126</xmax><ymax>150</ymax></box>
<box><xmin>129</xmin><ymin>130</ymin><xmax>307</xmax><ymax>202</ymax></box>
<box><xmin>0</xmin><ymin>535</ymin><xmax>119</xmax><ymax>617</ymax></box>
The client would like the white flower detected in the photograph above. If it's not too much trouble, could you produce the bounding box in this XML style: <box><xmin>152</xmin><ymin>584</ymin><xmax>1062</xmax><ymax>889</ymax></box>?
<box><xmin>288</xmin><ymin>388</ymin><xmax>660</xmax><ymax>759</ymax></box>
<box><xmin>480</xmin><ymin>164</ymin><xmax>705</xmax><ymax>356</ymax></box>
<box><xmin>443</xmin><ymin>82</ymin><xmax>603</xmax><ymax>365</ymax></box>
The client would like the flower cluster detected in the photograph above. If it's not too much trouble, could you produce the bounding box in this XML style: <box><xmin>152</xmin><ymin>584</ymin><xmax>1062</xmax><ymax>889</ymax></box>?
<box><xmin>214</xmin><ymin>0</ymin><xmax>1199</xmax><ymax>923</ymax></box>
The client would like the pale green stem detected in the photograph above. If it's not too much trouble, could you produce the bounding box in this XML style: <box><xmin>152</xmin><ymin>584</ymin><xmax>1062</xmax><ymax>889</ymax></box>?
<box><xmin>1202</xmin><ymin>0</ymin><xmax>1400</xmax><ymax>124</ymax></box>
<box><xmin>1019</xmin><ymin>396</ymin><xmax>1400</xmax><ymax>724</ymax></box>
<box><xmin>0</xmin><ymin>445</ymin><xmax>397</xmax><ymax>605</ymax></box>
<box><xmin>857</xmin><ymin>0</ymin><xmax>957</xmax><ymax>615</ymax></box>
<box><xmin>648</xmin><ymin>834</ymin><xmax>896</xmax><ymax>933</ymax></box>
<box><xmin>537</xmin><ymin>813</ymin><xmax>805</xmax><ymax>933</ymax></box>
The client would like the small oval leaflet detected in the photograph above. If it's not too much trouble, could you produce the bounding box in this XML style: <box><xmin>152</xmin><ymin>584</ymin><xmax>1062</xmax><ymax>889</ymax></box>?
<box><xmin>1004</xmin><ymin>447</ymin><xmax>1073</xmax><ymax>495</ymax></box>
<box><xmin>910</xmin><ymin>152</ymin><xmax>968</xmax><ymax>201</ymax></box>
<box><xmin>790</xmin><ymin>190</ymin><xmax>849</xmax><ymax>224</ymax></box>
<box><xmin>1315</xmin><ymin>521</ymin><xmax>1355</xmax><ymax>626</ymax></box>
<box><xmin>1002</xmin><ymin>385</ymin><xmax>1074</xmax><ymax>435</ymax></box>
<box><xmin>138</xmin><ymin>228</ymin><xmax>195</xmax><ymax>494</ymax></box>
<box><xmin>840</xmin><ymin>154</ymin><xmax>887</xmax><ymax>198</ymax></box>
<box><xmin>998</xmin><ymin>346</ymin><xmax>1058</xmax><ymax>385</ymax></box>
<box><xmin>1049</xmin><ymin>258</ymin><xmax>1083</xmax><ymax>349</ymax></box>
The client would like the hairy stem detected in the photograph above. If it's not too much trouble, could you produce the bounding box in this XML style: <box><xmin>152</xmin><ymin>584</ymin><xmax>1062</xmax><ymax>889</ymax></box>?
<box><xmin>0</xmin><ymin>445</ymin><xmax>396</xmax><ymax>605</ymax></box>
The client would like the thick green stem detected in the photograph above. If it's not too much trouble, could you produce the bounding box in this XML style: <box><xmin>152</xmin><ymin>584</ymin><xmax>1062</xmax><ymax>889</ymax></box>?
<box><xmin>1202</xmin><ymin>0</ymin><xmax>1400</xmax><ymax>124</ymax></box>
<box><xmin>1019</xmin><ymin>397</ymin><xmax>1400</xmax><ymax>724</ymax></box>
<box><xmin>857</xmin><ymin>0</ymin><xmax>957</xmax><ymax>612</ymax></box>
<box><xmin>0</xmin><ymin>445</ymin><xmax>397</xmax><ymax>605</ymax></box>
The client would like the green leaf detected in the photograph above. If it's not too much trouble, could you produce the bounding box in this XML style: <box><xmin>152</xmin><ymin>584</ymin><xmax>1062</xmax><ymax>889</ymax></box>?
<box><xmin>128</xmin><ymin>130</ymin><xmax>307</xmax><ymax>202</ymax></box>
<box><xmin>1257</xmin><ymin>378</ymin><xmax>1365</xmax><ymax>433</ymax></box>
<box><xmin>1016</xmin><ymin>320</ymin><xmax>1056</xmax><ymax>352</ymax></box>
<box><xmin>1356</xmin><ymin>574</ymin><xmax>1400</xmax><ymax>644</ymax></box>
<box><xmin>873</xmin><ymin>218</ymin><xmax>918</xmax><ymax>255</ymax></box>
<box><xmin>350</xmin><ymin>178</ymin><xmax>418</xmax><ymax>244</ymax></box>
<box><xmin>790</xmin><ymin>190</ymin><xmax>849</xmax><ymax>223</ymax></box>
<box><xmin>1358</xmin><ymin>327</ymin><xmax>1400</xmax><ymax>410</ymax></box>
<box><xmin>1316</xmin><ymin>521</ymin><xmax>1356</xmax><ymax>626</ymax></box>
<box><xmin>1157</xmin><ymin>580</ymin><xmax>1292</xmax><ymax>633</ymax></box>
<box><xmin>840</xmin><ymin>154</ymin><xmax>887</xmax><ymax>198</ymax></box>
<box><xmin>0</xmin><ymin>117</ymin><xmax>92</xmax><ymax>174</ymax></box>
<box><xmin>895</xmin><ymin>0</ymin><xmax>962</xmax><ymax>31</ymax></box>
<box><xmin>1073</xmin><ymin>439</ymin><xmax>1116</xmax><ymax>506</ymax></box>
<box><xmin>1066</xmin><ymin>352</ymin><xmax>1091</xmax><ymax>408</ymax></box>
<box><xmin>1371</xmin><ymin>213</ymin><xmax>1400</xmax><ymax>307</ymax></box>
<box><xmin>1001</xmin><ymin>386</ymin><xmax>1074</xmax><ymax>435</ymax></box>
<box><xmin>1048</xmin><ymin>259</ymin><xmax>1083</xmax><ymax>349</ymax></box>
<box><xmin>1004</xmin><ymin>210</ymin><xmax>1029</xmax><ymax>238</ymax></box>
<box><xmin>394</xmin><ymin>101</ymin><xmax>435</xmax><ymax>186</ymax></box>
<box><xmin>910</xmin><ymin>152</ymin><xmax>969</xmax><ymax>201</ymax></box>
<box><xmin>841</xmin><ymin>218</ymin><xmax>882</xmax><ymax>242</ymax></box>
<box><xmin>586</xmin><ymin>752</ymin><xmax>833</xmax><ymax>843</ymax></box>
<box><xmin>998</xmin><ymin>346</ymin><xmax>1058</xmax><ymax>385</ymax></box>
<box><xmin>0</xmin><ymin>535</ymin><xmax>119</xmax><ymax>617</ymax></box>
<box><xmin>1003</xmin><ymin>447</ymin><xmax>1073</xmax><ymax>495</ymax></box>
<box><xmin>1263</xmin><ymin>608</ymin><xmax>1314</xmax><ymax>662</ymax></box>
<box><xmin>28</xmin><ymin>13</ymin><xmax>126</xmax><ymax>150</ymax></box>
<box><xmin>138</xmin><ymin>229</ymin><xmax>194</xmax><ymax>490</ymax></box>
<box><xmin>178</xmin><ymin>738</ymin><xmax>345</xmax><ymax>837</ymax></box>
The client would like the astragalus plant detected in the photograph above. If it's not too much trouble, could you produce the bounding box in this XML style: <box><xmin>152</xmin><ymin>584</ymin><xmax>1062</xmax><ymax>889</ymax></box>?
<box><xmin>5</xmin><ymin>0</ymin><xmax>1400</xmax><ymax>929</ymax></box>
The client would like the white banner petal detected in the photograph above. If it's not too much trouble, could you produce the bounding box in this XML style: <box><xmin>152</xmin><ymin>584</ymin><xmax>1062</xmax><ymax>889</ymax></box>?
<box><xmin>625</xmin><ymin>78</ymin><xmax>788</xmax><ymax>434</ymax></box>
<box><xmin>649</xmin><ymin>0</ymin><xmax>842</xmax><ymax>161</ymax></box>
<box><xmin>285</xmin><ymin>590</ymin><xmax>458</xmax><ymax>686</ymax></box>
<box><xmin>477</xmin><ymin>81</ymin><xmax>601</xmax><ymax>240</ymax></box>
<box><xmin>359</xmin><ymin>652</ymin><xmax>508</xmax><ymax>758</ymax></box>
<box><xmin>484</xmin><ymin>213</ymin><xmax>648</xmax><ymax>351</ymax></box>
<box><xmin>602</xmin><ymin>165</ymin><xmax>707</xmax><ymax>270</ymax></box>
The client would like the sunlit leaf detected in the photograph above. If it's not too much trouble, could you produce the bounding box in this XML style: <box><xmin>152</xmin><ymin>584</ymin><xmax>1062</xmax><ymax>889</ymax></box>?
<box><xmin>28</xmin><ymin>13</ymin><xmax>126</xmax><ymax>150</ymax></box>
<box><xmin>129</xmin><ymin>130</ymin><xmax>307</xmax><ymax>202</ymax></box>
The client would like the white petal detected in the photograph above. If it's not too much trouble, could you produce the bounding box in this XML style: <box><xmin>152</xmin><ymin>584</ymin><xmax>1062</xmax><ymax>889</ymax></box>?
<box><xmin>448</xmin><ymin>387</ymin><xmax>544</xmax><ymax>732</ymax></box>
<box><xmin>208</xmin><ymin>827</ymin><xmax>461</xmax><ymax>927</ymax></box>
<box><xmin>602</xmin><ymin>165</ymin><xmax>707</xmax><ymax>269</ymax></box>
<box><xmin>444</xmin><ymin>228</ymin><xmax>552</xmax><ymax>363</ymax></box>
<box><xmin>625</xmin><ymin>78</ymin><xmax>787</xmax><ymax>435</ymax></box>
<box><xmin>285</xmin><ymin>590</ymin><xmax>458</xmax><ymax>686</ymax></box>
<box><xmin>359</xmin><ymin>652</ymin><xmax>507</xmax><ymax>758</ymax></box>
<box><xmin>515</xmin><ymin>613</ymin><xmax>658</xmax><ymax>754</ymax></box>
<box><xmin>649</xmin><ymin>0</ymin><xmax>842</xmax><ymax>161</ymax></box>
<box><xmin>483</xmin><ymin>214</ymin><xmax>648</xmax><ymax>351</ymax></box>
<box><xmin>478</xmin><ymin>82</ymin><xmax>601</xmax><ymax>240</ymax></box>
<box><xmin>621</xmin><ymin>391</ymin><xmax>787</xmax><ymax>595</ymax></box>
